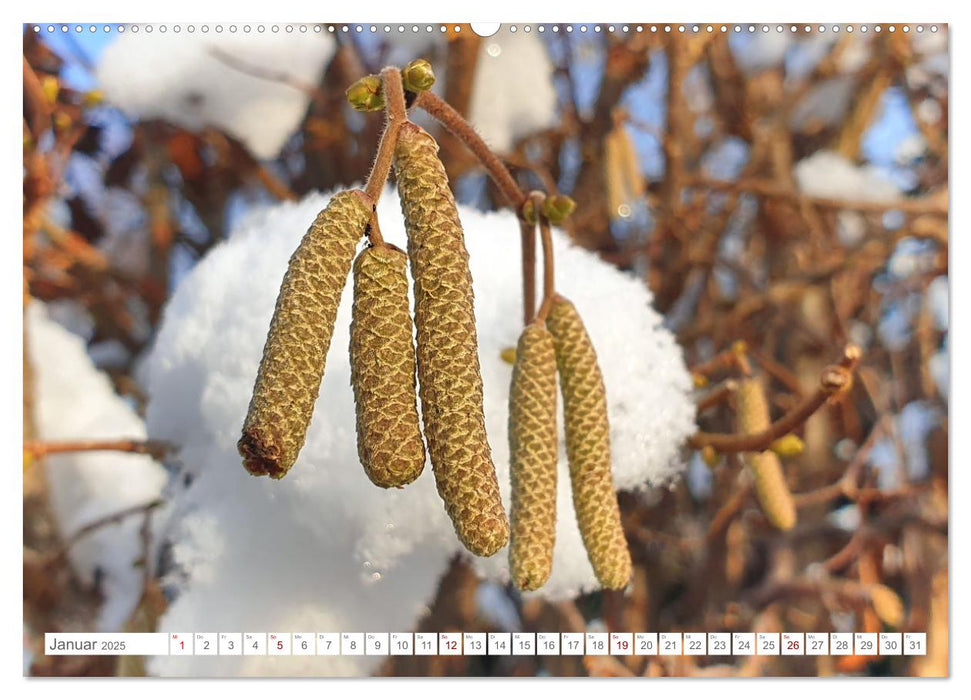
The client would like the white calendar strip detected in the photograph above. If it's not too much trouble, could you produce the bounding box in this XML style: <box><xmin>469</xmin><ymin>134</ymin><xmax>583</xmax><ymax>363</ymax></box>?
<box><xmin>44</xmin><ymin>632</ymin><xmax>927</xmax><ymax>657</ymax></box>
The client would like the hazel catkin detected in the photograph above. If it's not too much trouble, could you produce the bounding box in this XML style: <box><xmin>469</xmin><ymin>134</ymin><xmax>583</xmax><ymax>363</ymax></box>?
<box><xmin>393</xmin><ymin>122</ymin><xmax>509</xmax><ymax>557</ymax></box>
<box><xmin>508</xmin><ymin>321</ymin><xmax>558</xmax><ymax>591</ymax></box>
<box><xmin>546</xmin><ymin>296</ymin><xmax>632</xmax><ymax>590</ymax></box>
<box><xmin>349</xmin><ymin>244</ymin><xmax>426</xmax><ymax>488</ymax></box>
<box><xmin>238</xmin><ymin>190</ymin><xmax>371</xmax><ymax>479</ymax></box>
<box><xmin>735</xmin><ymin>377</ymin><xmax>798</xmax><ymax>531</ymax></box>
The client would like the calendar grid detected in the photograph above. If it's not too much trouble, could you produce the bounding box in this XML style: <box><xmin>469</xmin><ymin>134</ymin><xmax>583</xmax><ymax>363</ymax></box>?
<box><xmin>44</xmin><ymin>631</ymin><xmax>927</xmax><ymax>657</ymax></box>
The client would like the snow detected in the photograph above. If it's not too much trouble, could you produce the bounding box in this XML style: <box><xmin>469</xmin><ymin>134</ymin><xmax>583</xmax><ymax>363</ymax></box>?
<box><xmin>732</xmin><ymin>32</ymin><xmax>791</xmax><ymax>75</ymax></box>
<box><xmin>97</xmin><ymin>28</ymin><xmax>336</xmax><ymax>160</ymax></box>
<box><xmin>143</xmin><ymin>188</ymin><xmax>695</xmax><ymax>676</ymax></box>
<box><xmin>27</xmin><ymin>302</ymin><xmax>168</xmax><ymax>632</ymax></box>
<box><xmin>793</xmin><ymin>150</ymin><xmax>900</xmax><ymax>202</ymax></box>
<box><xmin>96</xmin><ymin>28</ymin><xmax>553</xmax><ymax>159</ymax></box>
<box><xmin>468</xmin><ymin>31</ymin><xmax>558</xmax><ymax>153</ymax></box>
<box><xmin>791</xmin><ymin>76</ymin><xmax>856</xmax><ymax>131</ymax></box>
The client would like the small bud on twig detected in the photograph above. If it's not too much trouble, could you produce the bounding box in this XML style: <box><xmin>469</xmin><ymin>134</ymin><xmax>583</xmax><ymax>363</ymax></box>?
<box><xmin>541</xmin><ymin>195</ymin><xmax>577</xmax><ymax>224</ymax></box>
<box><xmin>401</xmin><ymin>59</ymin><xmax>436</xmax><ymax>93</ymax></box>
<box><xmin>770</xmin><ymin>434</ymin><xmax>805</xmax><ymax>458</ymax></box>
<box><xmin>346</xmin><ymin>75</ymin><xmax>385</xmax><ymax>112</ymax></box>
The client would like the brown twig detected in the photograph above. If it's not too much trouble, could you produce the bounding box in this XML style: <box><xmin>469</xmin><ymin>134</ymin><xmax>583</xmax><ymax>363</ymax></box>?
<box><xmin>794</xmin><ymin>415</ymin><xmax>891</xmax><ymax>508</ymax></box>
<box><xmin>690</xmin><ymin>346</ymin><xmax>860</xmax><ymax>453</ymax></box>
<box><xmin>707</xmin><ymin>478</ymin><xmax>752</xmax><ymax>541</ymax></box>
<box><xmin>689</xmin><ymin>341</ymin><xmax>749</xmax><ymax>379</ymax></box>
<box><xmin>519</xmin><ymin>217</ymin><xmax>537</xmax><ymax>326</ymax></box>
<box><xmin>751</xmin><ymin>348</ymin><xmax>806</xmax><ymax>397</ymax></box>
<box><xmin>363</xmin><ymin>68</ymin><xmax>408</xmax><ymax>205</ymax></box>
<box><xmin>23</xmin><ymin>55</ymin><xmax>53</xmax><ymax>138</ymax></box>
<box><xmin>534</xmin><ymin>199</ymin><xmax>557</xmax><ymax>323</ymax></box>
<box><xmin>688</xmin><ymin>174</ymin><xmax>948</xmax><ymax>216</ymax></box>
<box><xmin>697</xmin><ymin>379</ymin><xmax>739</xmax><ymax>412</ymax></box>
<box><xmin>414</xmin><ymin>90</ymin><xmax>526</xmax><ymax>209</ymax></box>
<box><xmin>24</xmin><ymin>438</ymin><xmax>170</xmax><ymax>461</ymax></box>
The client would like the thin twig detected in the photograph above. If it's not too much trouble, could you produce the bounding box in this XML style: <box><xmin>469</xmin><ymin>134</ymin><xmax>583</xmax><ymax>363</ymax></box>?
<box><xmin>363</xmin><ymin>68</ymin><xmax>408</xmax><ymax>205</ymax></box>
<box><xmin>794</xmin><ymin>415</ymin><xmax>891</xmax><ymax>508</ymax></box>
<box><xmin>697</xmin><ymin>379</ymin><xmax>739</xmax><ymax>412</ymax></box>
<box><xmin>688</xmin><ymin>174</ymin><xmax>948</xmax><ymax>216</ymax></box>
<box><xmin>533</xmin><ymin>195</ymin><xmax>557</xmax><ymax>323</ymax></box>
<box><xmin>690</xmin><ymin>346</ymin><xmax>860</xmax><ymax>453</ymax></box>
<box><xmin>414</xmin><ymin>90</ymin><xmax>526</xmax><ymax>209</ymax></box>
<box><xmin>689</xmin><ymin>342</ymin><xmax>748</xmax><ymax>378</ymax></box>
<box><xmin>519</xmin><ymin>218</ymin><xmax>536</xmax><ymax>326</ymax></box>
<box><xmin>24</xmin><ymin>438</ymin><xmax>171</xmax><ymax>460</ymax></box>
<box><xmin>22</xmin><ymin>56</ymin><xmax>53</xmax><ymax>138</ymax></box>
<box><xmin>707</xmin><ymin>479</ymin><xmax>752</xmax><ymax>541</ymax></box>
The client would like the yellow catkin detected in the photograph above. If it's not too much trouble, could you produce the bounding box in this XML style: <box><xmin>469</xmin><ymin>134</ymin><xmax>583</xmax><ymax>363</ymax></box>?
<box><xmin>393</xmin><ymin>122</ymin><xmax>509</xmax><ymax>557</ymax></box>
<box><xmin>508</xmin><ymin>322</ymin><xmax>558</xmax><ymax>591</ymax></box>
<box><xmin>735</xmin><ymin>377</ymin><xmax>798</xmax><ymax>530</ymax></box>
<box><xmin>604</xmin><ymin>124</ymin><xmax>646</xmax><ymax>219</ymax></box>
<box><xmin>546</xmin><ymin>296</ymin><xmax>632</xmax><ymax>590</ymax></box>
<box><xmin>604</xmin><ymin>128</ymin><xmax>627</xmax><ymax>219</ymax></box>
<box><xmin>238</xmin><ymin>190</ymin><xmax>371</xmax><ymax>479</ymax></box>
<box><xmin>349</xmin><ymin>245</ymin><xmax>426</xmax><ymax>488</ymax></box>
<box><xmin>868</xmin><ymin>583</ymin><xmax>905</xmax><ymax>628</ymax></box>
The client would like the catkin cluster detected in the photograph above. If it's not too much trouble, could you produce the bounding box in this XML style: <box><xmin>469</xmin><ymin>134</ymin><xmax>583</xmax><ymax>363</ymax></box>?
<box><xmin>393</xmin><ymin>123</ymin><xmax>509</xmax><ymax>557</ymax></box>
<box><xmin>508</xmin><ymin>322</ymin><xmax>558</xmax><ymax>590</ymax></box>
<box><xmin>238</xmin><ymin>120</ymin><xmax>510</xmax><ymax>560</ymax></box>
<box><xmin>239</xmin><ymin>71</ymin><xmax>635</xmax><ymax>585</ymax></box>
<box><xmin>239</xmin><ymin>190</ymin><xmax>371</xmax><ymax>479</ymax></box>
<box><xmin>735</xmin><ymin>377</ymin><xmax>797</xmax><ymax>531</ymax></box>
<box><xmin>546</xmin><ymin>296</ymin><xmax>632</xmax><ymax>590</ymax></box>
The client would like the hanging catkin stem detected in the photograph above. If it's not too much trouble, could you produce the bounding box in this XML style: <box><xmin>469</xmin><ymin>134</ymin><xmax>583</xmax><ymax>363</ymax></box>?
<box><xmin>350</xmin><ymin>244</ymin><xmax>426</xmax><ymax>488</ymax></box>
<box><xmin>364</xmin><ymin>68</ymin><xmax>408</xmax><ymax>205</ymax></box>
<box><xmin>535</xmin><ymin>209</ymin><xmax>556</xmax><ymax>322</ymax></box>
<box><xmin>735</xmin><ymin>376</ymin><xmax>798</xmax><ymax>531</ymax></box>
<box><xmin>393</xmin><ymin>121</ymin><xmax>509</xmax><ymax>557</ymax></box>
<box><xmin>519</xmin><ymin>217</ymin><xmax>537</xmax><ymax>326</ymax></box>
<box><xmin>508</xmin><ymin>321</ymin><xmax>558</xmax><ymax>590</ymax></box>
<box><xmin>239</xmin><ymin>190</ymin><xmax>372</xmax><ymax>478</ymax></box>
<box><xmin>546</xmin><ymin>295</ymin><xmax>632</xmax><ymax>589</ymax></box>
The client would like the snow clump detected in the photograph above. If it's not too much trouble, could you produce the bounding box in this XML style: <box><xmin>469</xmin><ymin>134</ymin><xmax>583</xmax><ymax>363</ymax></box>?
<box><xmin>98</xmin><ymin>28</ymin><xmax>336</xmax><ymax>159</ymax></box>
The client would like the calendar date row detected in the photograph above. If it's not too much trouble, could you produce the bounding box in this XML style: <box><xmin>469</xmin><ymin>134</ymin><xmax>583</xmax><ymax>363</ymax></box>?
<box><xmin>46</xmin><ymin>632</ymin><xmax>927</xmax><ymax>657</ymax></box>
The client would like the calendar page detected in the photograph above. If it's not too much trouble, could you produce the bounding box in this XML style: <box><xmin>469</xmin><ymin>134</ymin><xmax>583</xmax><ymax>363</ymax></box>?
<box><xmin>21</xmin><ymin>10</ymin><xmax>951</xmax><ymax>686</ymax></box>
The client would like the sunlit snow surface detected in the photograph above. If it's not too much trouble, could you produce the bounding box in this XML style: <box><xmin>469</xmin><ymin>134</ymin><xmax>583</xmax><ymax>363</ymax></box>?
<box><xmin>97</xmin><ymin>29</ymin><xmax>336</xmax><ymax>159</ymax></box>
